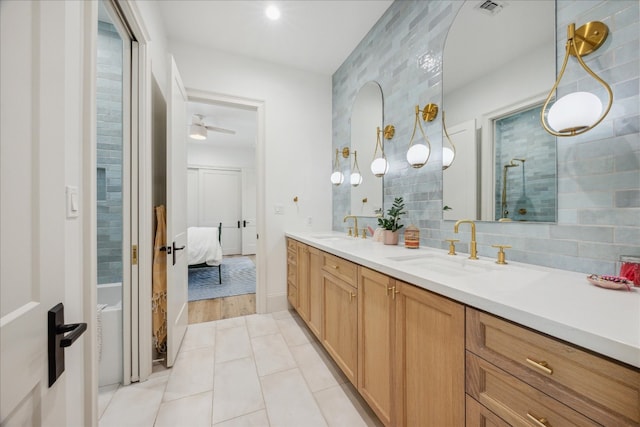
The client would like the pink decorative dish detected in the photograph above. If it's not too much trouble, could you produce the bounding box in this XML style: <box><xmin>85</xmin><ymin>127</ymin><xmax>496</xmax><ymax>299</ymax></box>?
<box><xmin>587</xmin><ymin>274</ymin><xmax>632</xmax><ymax>291</ymax></box>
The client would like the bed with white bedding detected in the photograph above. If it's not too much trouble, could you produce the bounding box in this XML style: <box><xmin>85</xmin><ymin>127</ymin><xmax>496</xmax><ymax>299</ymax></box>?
<box><xmin>187</xmin><ymin>226</ymin><xmax>223</xmax><ymax>266</ymax></box>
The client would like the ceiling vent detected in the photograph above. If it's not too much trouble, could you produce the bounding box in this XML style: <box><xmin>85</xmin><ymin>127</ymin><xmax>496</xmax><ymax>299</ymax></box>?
<box><xmin>474</xmin><ymin>0</ymin><xmax>507</xmax><ymax>16</ymax></box>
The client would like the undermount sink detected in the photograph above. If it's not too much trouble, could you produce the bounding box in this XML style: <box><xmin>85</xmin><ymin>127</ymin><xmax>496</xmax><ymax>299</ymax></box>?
<box><xmin>387</xmin><ymin>252</ymin><xmax>499</xmax><ymax>277</ymax></box>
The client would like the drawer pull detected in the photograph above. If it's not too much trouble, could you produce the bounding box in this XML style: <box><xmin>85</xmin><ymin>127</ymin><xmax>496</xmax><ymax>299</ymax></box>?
<box><xmin>329</xmin><ymin>264</ymin><xmax>339</xmax><ymax>270</ymax></box>
<box><xmin>526</xmin><ymin>412</ymin><xmax>550</xmax><ymax>427</ymax></box>
<box><xmin>526</xmin><ymin>358</ymin><xmax>553</xmax><ymax>375</ymax></box>
<box><xmin>350</xmin><ymin>292</ymin><xmax>356</xmax><ymax>302</ymax></box>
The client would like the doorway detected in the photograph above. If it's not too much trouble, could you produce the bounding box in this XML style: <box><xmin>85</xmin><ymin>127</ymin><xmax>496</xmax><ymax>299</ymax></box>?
<box><xmin>185</xmin><ymin>100</ymin><xmax>259</xmax><ymax>323</ymax></box>
<box><xmin>95</xmin><ymin>0</ymin><xmax>137</xmax><ymax>409</ymax></box>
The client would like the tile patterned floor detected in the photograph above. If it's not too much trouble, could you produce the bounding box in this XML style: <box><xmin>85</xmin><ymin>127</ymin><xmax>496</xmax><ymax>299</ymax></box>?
<box><xmin>99</xmin><ymin>310</ymin><xmax>382</xmax><ymax>427</ymax></box>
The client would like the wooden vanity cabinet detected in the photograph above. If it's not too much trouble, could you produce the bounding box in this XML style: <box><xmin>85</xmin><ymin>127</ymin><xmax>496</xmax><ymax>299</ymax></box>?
<box><xmin>466</xmin><ymin>308</ymin><xmax>640</xmax><ymax>426</ymax></box>
<box><xmin>307</xmin><ymin>246</ymin><xmax>323</xmax><ymax>338</ymax></box>
<box><xmin>321</xmin><ymin>253</ymin><xmax>358</xmax><ymax>384</ymax></box>
<box><xmin>286</xmin><ymin>238</ymin><xmax>297</xmax><ymax>307</ymax></box>
<box><xmin>394</xmin><ymin>280</ymin><xmax>465</xmax><ymax>427</ymax></box>
<box><xmin>357</xmin><ymin>267</ymin><xmax>395</xmax><ymax>426</ymax></box>
<box><xmin>296</xmin><ymin>242</ymin><xmax>310</xmax><ymax>321</ymax></box>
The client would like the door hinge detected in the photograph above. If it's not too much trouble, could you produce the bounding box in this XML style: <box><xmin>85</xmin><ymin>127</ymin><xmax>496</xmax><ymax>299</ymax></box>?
<box><xmin>132</xmin><ymin>245</ymin><xmax>138</xmax><ymax>265</ymax></box>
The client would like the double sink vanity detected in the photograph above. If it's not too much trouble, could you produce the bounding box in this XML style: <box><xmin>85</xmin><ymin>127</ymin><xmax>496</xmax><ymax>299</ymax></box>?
<box><xmin>285</xmin><ymin>231</ymin><xmax>640</xmax><ymax>426</ymax></box>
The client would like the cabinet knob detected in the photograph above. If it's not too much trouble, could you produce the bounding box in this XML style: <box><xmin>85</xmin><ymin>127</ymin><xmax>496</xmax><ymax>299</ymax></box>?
<box><xmin>349</xmin><ymin>292</ymin><xmax>356</xmax><ymax>302</ymax></box>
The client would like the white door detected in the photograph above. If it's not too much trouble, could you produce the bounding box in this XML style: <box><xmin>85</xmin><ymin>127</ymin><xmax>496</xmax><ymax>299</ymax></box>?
<box><xmin>1</xmin><ymin>1</ymin><xmax>86</xmax><ymax>425</ymax></box>
<box><xmin>187</xmin><ymin>168</ymin><xmax>199</xmax><ymax>227</ymax></box>
<box><xmin>165</xmin><ymin>56</ymin><xmax>189</xmax><ymax>367</ymax></box>
<box><xmin>242</xmin><ymin>168</ymin><xmax>257</xmax><ymax>255</ymax></box>
<box><xmin>443</xmin><ymin>119</ymin><xmax>477</xmax><ymax>221</ymax></box>
<box><xmin>199</xmin><ymin>169</ymin><xmax>242</xmax><ymax>255</ymax></box>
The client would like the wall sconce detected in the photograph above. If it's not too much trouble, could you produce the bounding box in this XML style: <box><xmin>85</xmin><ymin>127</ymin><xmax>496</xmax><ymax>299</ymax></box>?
<box><xmin>442</xmin><ymin>110</ymin><xmax>456</xmax><ymax>170</ymax></box>
<box><xmin>541</xmin><ymin>22</ymin><xmax>613</xmax><ymax>137</ymax></box>
<box><xmin>407</xmin><ymin>104</ymin><xmax>438</xmax><ymax>168</ymax></box>
<box><xmin>350</xmin><ymin>150</ymin><xmax>363</xmax><ymax>187</ymax></box>
<box><xmin>330</xmin><ymin>148</ymin><xmax>345</xmax><ymax>185</ymax></box>
<box><xmin>370</xmin><ymin>125</ymin><xmax>395</xmax><ymax>177</ymax></box>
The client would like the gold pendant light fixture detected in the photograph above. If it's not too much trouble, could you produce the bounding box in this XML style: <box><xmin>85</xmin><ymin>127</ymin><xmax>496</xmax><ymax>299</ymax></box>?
<box><xmin>541</xmin><ymin>21</ymin><xmax>613</xmax><ymax>137</ymax></box>
<box><xmin>442</xmin><ymin>110</ymin><xmax>456</xmax><ymax>170</ymax></box>
<box><xmin>330</xmin><ymin>148</ymin><xmax>345</xmax><ymax>185</ymax></box>
<box><xmin>370</xmin><ymin>125</ymin><xmax>395</xmax><ymax>177</ymax></box>
<box><xmin>350</xmin><ymin>150</ymin><xmax>363</xmax><ymax>187</ymax></box>
<box><xmin>406</xmin><ymin>104</ymin><xmax>438</xmax><ymax>168</ymax></box>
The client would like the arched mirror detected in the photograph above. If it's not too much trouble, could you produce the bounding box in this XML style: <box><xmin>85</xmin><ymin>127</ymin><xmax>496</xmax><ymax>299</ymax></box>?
<box><xmin>350</xmin><ymin>81</ymin><xmax>384</xmax><ymax>216</ymax></box>
<box><xmin>442</xmin><ymin>0</ymin><xmax>557</xmax><ymax>222</ymax></box>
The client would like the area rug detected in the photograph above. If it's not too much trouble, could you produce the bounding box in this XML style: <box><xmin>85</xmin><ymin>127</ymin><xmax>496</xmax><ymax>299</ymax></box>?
<box><xmin>188</xmin><ymin>256</ymin><xmax>256</xmax><ymax>301</ymax></box>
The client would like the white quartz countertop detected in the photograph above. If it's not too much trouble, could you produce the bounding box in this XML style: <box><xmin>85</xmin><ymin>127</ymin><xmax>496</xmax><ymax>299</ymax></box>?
<box><xmin>286</xmin><ymin>231</ymin><xmax>640</xmax><ymax>368</ymax></box>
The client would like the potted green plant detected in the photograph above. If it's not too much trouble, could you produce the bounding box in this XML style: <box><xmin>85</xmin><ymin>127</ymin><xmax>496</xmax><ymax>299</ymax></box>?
<box><xmin>377</xmin><ymin>196</ymin><xmax>407</xmax><ymax>245</ymax></box>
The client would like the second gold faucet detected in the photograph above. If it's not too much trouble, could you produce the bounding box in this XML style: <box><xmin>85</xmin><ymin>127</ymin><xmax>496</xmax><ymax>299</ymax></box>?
<box><xmin>344</xmin><ymin>215</ymin><xmax>359</xmax><ymax>238</ymax></box>
<box><xmin>453</xmin><ymin>219</ymin><xmax>478</xmax><ymax>260</ymax></box>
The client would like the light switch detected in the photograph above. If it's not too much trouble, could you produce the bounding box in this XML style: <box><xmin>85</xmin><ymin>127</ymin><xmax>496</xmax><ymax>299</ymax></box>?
<box><xmin>274</xmin><ymin>204</ymin><xmax>284</xmax><ymax>215</ymax></box>
<box><xmin>66</xmin><ymin>186</ymin><xmax>79</xmax><ymax>218</ymax></box>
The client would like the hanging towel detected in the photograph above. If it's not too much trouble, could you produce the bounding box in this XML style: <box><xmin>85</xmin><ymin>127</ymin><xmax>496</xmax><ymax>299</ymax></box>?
<box><xmin>152</xmin><ymin>205</ymin><xmax>168</xmax><ymax>354</ymax></box>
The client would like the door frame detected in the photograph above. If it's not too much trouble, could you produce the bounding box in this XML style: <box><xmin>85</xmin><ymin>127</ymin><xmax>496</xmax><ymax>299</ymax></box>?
<box><xmin>187</xmin><ymin>88</ymin><xmax>267</xmax><ymax>314</ymax></box>
<box><xmin>82</xmin><ymin>0</ymin><xmax>152</xmax><ymax>423</ymax></box>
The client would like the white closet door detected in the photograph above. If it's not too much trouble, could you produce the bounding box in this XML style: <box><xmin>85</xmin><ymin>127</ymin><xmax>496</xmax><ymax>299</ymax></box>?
<box><xmin>242</xmin><ymin>168</ymin><xmax>257</xmax><ymax>255</ymax></box>
<box><xmin>199</xmin><ymin>169</ymin><xmax>242</xmax><ymax>255</ymax></box>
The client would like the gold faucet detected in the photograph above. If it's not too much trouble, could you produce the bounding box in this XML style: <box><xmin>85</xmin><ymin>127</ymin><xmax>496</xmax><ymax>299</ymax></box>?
<box><xmin>453</xmin><ymin>219</ymin><xmax>478</xmax><ymax>260</ymax></box>
<box><xmin>343</xmin><ymin>215</ymin><xmax>359</xmax><ymax>238</ymax></box>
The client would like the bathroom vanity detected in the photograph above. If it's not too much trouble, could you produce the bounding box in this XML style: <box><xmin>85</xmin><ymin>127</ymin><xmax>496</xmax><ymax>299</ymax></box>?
<box><xmin>285</xmin><ymin>232</ymin><xmax>640</xmax><ymax>427</ymax></box>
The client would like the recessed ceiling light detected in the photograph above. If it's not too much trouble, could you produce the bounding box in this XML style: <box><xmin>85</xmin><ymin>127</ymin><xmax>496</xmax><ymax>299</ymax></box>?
<box><xmin>265</xmin><ymin>4</ymin><xmax>281</xmax><ymax>21</ymax></box>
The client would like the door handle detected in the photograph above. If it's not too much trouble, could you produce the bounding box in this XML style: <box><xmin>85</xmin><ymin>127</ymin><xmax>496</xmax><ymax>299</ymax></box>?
<box><xmin>243</xmin><ymin>220</ymin><xmax>247</xmax><ymax>228</ymax></box>
<box><xmin>237</xmin><ymin>220</ymin><xmax>241</xmax><ymax>228</ymax></box>
<box><xmin>172</xmin><ymin>241</ymin><xmax>185</xmax><ymax>266</ymax></box>
<box><xmin>48</xmin><ymin>303</ymin><xmax>87</xmax><ymax>387</ymax></box>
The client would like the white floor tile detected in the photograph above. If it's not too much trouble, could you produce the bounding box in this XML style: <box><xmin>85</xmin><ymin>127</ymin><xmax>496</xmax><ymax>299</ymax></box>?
<box><xmin>289</xmin><ymin>342</ymin><xmax>344</xmax><ymax>392</ymax></box>
<box><xmin>276</xmin><ymin>317</ymin><xmax>313</xmax><ymax>347</ymax></box>
<box><xmin>246</xmin><ymin>314</ymin><xmax>280</xmax><ymax>338</ymax></box>
<box><xmin>181</xmin><ymin>321</ymin><xmax>216</xmax><ymax>352</ymax></box>
<box><xmin>98</xmin><ymin>384</ymin><xmax>119</xmax><ymax>420</ymax></box>
<box><xmin>251</xmin><ymin>333</ymin><xmax>297</xmax><ymax>377</ymax></box>
<box><xmin>154</xmin><ymin>391</ymin><xmax>213</xmax><ymax>427</ymax></box>
<box><xmin>213</xmin><ymin>410</ymin><xmax>269</xmax><ymax>427</ymax></box>
<box><xmin>314</xmin><ymin>384</ymin><xmax>382</xmax><ymax>427</ymax></box>
<box><xmin>215</xmin><ymin>325</ymin><xmax>252</xmax><ymax>363</ymax></box>
<box><xmin>270</xmin><ymin>310</ymin><xmax>293</xmax><ymax>320</ymax></box>
<box><xmin>261</xmin><ymin>368</ymin><xmax>327</xmax><ymax>427</ymax></box>
<box><xmin>212</xmin><ymin>357</ymin><xmax>265</xmax><ymax>424</ymax></box>
<box><xmin>215</xmin><ymin>316</ymin><xmax>246</xmax><ymax>330</ymax></box>
<box><xmin>163</xmin><ymin>346</ymin><xmax>215</xmax><ymax>402</ymax></box>
<box><xmin>99</xmin><ymin>375</ymin><xmax>168</xmax><ymax>427</ymax></box>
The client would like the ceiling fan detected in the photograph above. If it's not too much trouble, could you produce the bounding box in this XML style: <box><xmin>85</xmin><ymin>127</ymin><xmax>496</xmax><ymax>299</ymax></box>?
<box><xmin>189</xmin><ymin>114</ymin><xmax>236</xmax><ymax>140</ymax></box>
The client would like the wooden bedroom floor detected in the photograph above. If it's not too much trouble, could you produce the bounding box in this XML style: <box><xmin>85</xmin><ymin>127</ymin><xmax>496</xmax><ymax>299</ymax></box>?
<box><xmin>188</xmin><ymin>293</ymin><xmax>256</xmax><ymax>324</ymax></box>
<box><xmin>188</xmin><ymin>254</ymin><xmax>257</xmax><ymax>324</ymax></box>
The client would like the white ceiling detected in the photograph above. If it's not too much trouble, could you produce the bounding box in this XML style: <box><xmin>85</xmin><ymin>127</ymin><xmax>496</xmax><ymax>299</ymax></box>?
<box><xmin>158</xmin><ymin>1</ymin><xmax>393</xmax><ymax>150</ymax></box>
<box><xmin>157</xmin><ymin>0</ymin><xmax>394</xmax><ymax>76</ymax></box>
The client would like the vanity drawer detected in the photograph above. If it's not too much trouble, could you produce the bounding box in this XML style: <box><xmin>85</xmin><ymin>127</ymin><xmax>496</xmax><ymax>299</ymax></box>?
<box><xmin>465</xmin><ymin>394</ymin><xmax>510</xmax><ymax>427</ymax></box>
<box><xmin>322</xmin><ymin>252</ymin><xmax>357</xmax><ymax>287</ymax></box>
<box><xmin>467</xmin><ymin>353</ymin><xmax>600</xmax><ymax>426</ymax></box>
<box><xmin>467</xmin><ymin>308</ymin><xmax>640</xmax><ymax>425</ymax></box>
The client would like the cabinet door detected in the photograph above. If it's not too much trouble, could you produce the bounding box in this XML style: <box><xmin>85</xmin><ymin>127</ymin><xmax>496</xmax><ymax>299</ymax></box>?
<box><xmin>307</xmin><ymin>247</ymin><xmax>323</xmax><ymax>338</ymax></box>
<box><xmin>322</xmin><ymin>271</ymin><xmax>357</xmax><ymax>384</ymax></box>
<box><xmin>394</xmin><ymin>281</ymin><xmax>465</xmax><ymax>426</ymax></box>
<box><xmin>358</xmin><ymin>267</ymin><xmax>395</xmax><ymax>426</ymax></box>
<box><xmin>296</xmin><ymin>242</ymin><xmax>310</xmax><ymax>321</ymax></box>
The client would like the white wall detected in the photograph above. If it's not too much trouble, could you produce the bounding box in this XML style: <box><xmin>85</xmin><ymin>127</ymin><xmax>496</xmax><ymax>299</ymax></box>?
<box><xmin>187</xmin><ymin>144</ymin><xmax>255</xmax><ymax>170</ymax></box>
<box><xmin>170</xmin><ymin>42</ymin><xmax>333</xmax><ymax>311</ymax></box>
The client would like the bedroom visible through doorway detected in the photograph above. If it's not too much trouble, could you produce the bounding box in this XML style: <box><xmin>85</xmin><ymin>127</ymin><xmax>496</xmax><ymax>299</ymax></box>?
<box><xmin>185</xmin><ymin>100</ymin><xmax>258</xmax><ymax>323</ymax></box>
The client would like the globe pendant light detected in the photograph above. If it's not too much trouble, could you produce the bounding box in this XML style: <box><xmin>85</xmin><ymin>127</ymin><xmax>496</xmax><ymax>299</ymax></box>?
<box><xmin>350</xmin><ymin>150</ymin><xmax>363</xmax><ymax>187</ymax></box>
<box><xmin>370</xmin><ymin>126</ymin><xmax>393</xmax><ymax>177</ymax></box>
<box><xmin>442</xmin><ymin>110</ymin><xmax>456</xmax><ymax>170</ymax></box>
<box><xmin>406</xmin><ymin>104</ymin><xmax>437</xmax><ymax>168</ymax></box>
<box><xmin>330</xmin><ymin>148</ymin><xmax>344</xmax><ymax>185</ymax></box>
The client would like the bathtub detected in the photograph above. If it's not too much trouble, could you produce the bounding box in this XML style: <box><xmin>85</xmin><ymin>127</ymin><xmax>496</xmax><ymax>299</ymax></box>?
<box><xmin>97</xmin><ymin>282</ymin><xmax>123</xmax><ymax>387</ymax></box>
